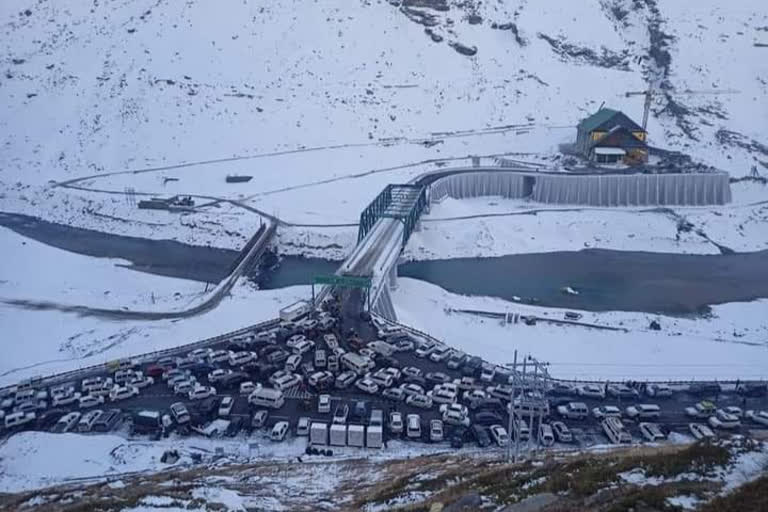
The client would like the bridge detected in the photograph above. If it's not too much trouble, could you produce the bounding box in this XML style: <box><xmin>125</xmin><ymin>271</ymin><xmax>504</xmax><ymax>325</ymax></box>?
<box><xmin>315</xmin><ymin>165</ymin><xmax>732</xmax><ymax>322</ymax></box>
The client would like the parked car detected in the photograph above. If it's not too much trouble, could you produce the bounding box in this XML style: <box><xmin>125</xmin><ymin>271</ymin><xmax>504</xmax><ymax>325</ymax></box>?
<box><xmin>639</xmin><ymin>422</ymin><xmax>666</xmax><ymax>442</ymax></box>
<box><xmin>389</xmin><ymin>411</ymin><xmax>404</xmax><ymax>434</ymax></box>
<box><xmin>251</xmin><ymin>410</ymin><xmax>269</xmax><ymax>429</ymax></box>
<box><xmin>472</xmin><ymin>424</ymin><xmax>491</xmax><ymax>447</ymax></box>
<box><xmin>110</xmin><ymin>386</ymin><xmax>139</xmax><ymax>402</ymax></box>
<box><xmin>490</xmin><ymin>424</ymin><xmax>509</xmax><ymax>447</ymax></box>
<box><xmin>145</xmin><ymin>364</ymin><xmax>166</xmax><ymax>377</ymax></box>
<box><xmin>229</xmin><ymin>351</ymin><xmax>257</xmax><ymax>367</ymax></box>
<box><xmin>592</xmin><ymin>405</ymin><xmax>622</xmax><ymax>420</ymax></box>
<box><xmin>736</xmin><ymin>383</ymin><xmax>767</xmax><ymax>398</ymax></box>
<box><xmin>688</xmin><ymin>382</ymin><xmax>722</xmax><ymax>396</ymax></box>
<box><xmin>646</xmin><ymin>383</ymin><xmax>673</xmax><ymax>398</ymax></box>
<box><xmin>128</xmin><ymin>374</ymin><xmax>154</xmax><ymax>389</ymax></box>
<box><xmin>557</xmin><ymin>402</ymin><xmax>589</xmax><ymax>420</ymax></box>
<box><xmin>425</xmin><ymin>372</ymin><xmax>451</xmax><ymax>385</ymax></box>
<box><xmin>271</xmin><ymin>421</ymin><xmax>289</xmax><ymax>441</ymax></box>
<box><xmin>383</xmin><ymin>387</ymin><xmax>405</xmax><ymax>401</ymax></box>
<box><xmin>607</xmin><ymin>384</ymin><xmax>638</xmax><ymax>399</ymax></box>
<box><xmin>296</xmin><ymin>417</ymin><xmax>310</xmax><ymax>436</ymax></box>
<box><xmin>578</xmin><ymin>384</ymin><xmax>605</xmax><ymax>399</ymax></box>
<box><xmin>78</xmin><ymin>394</ymin><xmax>105</xmax><ymax>409</ymax></box>
<box><xmin>708</xmin><ymin>409</ymin><xmax>741</xmax><ymax>429</ymax></box>
<box><xmin>549</xmin><ymin>383</ymin><xmax>576</xmax><ymax>397</ymax></box>
<box><xmin>429</xmin><ymin>419</ymin><xmax>444</xmax><ymax>442</ymax></box>
<box><xmin>446</xmin><ymin>353</ymin><xmax>466</xmax><ymax>370</ymax></box>
<box><xmin>473</xmin><ymin>411</ymin><xmax>503</xmax><ymax>426</ymax></box>
<box><xmin>551</xmin><ymin>421</ymin><xmax>573</xmax><ymax>443</ymax></box>
<box><xmin>689</xmin><ymin>422</ymin><xmax>715</xmax><ymax>440</ymax></box>
<box><xmin>625</xmin><ymin>404</ymin><xmax>661</xmax><ymax>420</ymax></box>
<box><xmin>333</xmin><ymin>404</ymin><xmax>349</xmax><ymax>424</ymax></box>
<box><xmin>170</xmin><ymin>402</ymin><xmax>190</xmax><ymax>424</ymax></box>
<box><xmin>414</xmin><ymin>343</ymin><xmax>436</xmax><ymax>358</ymax></box>
<box><xmin>240</xmin><ymin>381</ymin><xmax>259</xmax><ymax>396</ymax></box>
<box><xmin>52</xmin><ymin>392</ymin><xmax>82</xmax><ymax>407</ymax></box>
<box><xmin>207</xmin><ymin>369</ymin><xmax>233</xmax><ymax>383</ymax></box>
<box><xmin>335</xmin><ymin>371</ymin><xmax>357</xmax><ymax>389</ymax></box>
<box><xmin>355</xmin><ymin>378</ymin><xmax>379</xmax><ymax>395</ymax></box>
<box><xmin>188</xmin><ymin>386</ymin><xmax>217</xmax><ymax>401</ymax></box>
<box><xmin>685</xmin><ymin>401</ymin><xmax>717</xmax><ymax>418</ymax></box>
<box><xmin>723</xmin><ymin>406</ymin><xmax>743</xmax><ymax>418</ymax></box>
<box><xmin>218</xmin><ymin>396</ymin><xmax>234</xmax><ymax>416</ymax></box>
<box><xmin>405</xmin><ymin>393</ymin><xmax>433</xmax><ymax>409</ymax></box>
<box><xmin>402</xmin><ymin>366</ymin><xmax>423</xmax><ymax>379</ymax></box>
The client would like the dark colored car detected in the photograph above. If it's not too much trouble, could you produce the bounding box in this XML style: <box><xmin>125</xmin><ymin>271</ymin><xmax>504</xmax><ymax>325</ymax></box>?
<box><xmin>145</xmin><ymin>364</ymin><xmax>166</xmax><ymax>378</ymax></box>
<box><xmin>188</xmin><ymin>363</ymin><xmax>217</xmax><ymax>379</ymax></box>
<box><xmin>218</xmin><ymin>372</ymin><xmax>249</xmax><ymax>390</ymax></box>
<box><xmin>549</xmin><ymin>383</ymin><xmax>576</xmax><ymax>397</ymax></box>
<box><xmin>473</xmin><ymin>411</ymin><xmax>504</xmax><ymax>426</ymax></box>
<box><xmin>450</xmin><ymin>427</ymin><xmax>468</xmax><ymax>449</ymax></box>
<box><xmin>403</xmin><ymin>375</ymin><xmax>427</xmax><ymax>388</ymax></box>
<box><xmin>737</xmin><ymin>383</ymin><xmax>767</xmax><ymax>397</ymax></box>
<box><xmin>472</xmin><ymin>425</ymin><xmax>492</xmax><ymax>447</ymax></box>
<box><xmin>462</xmin><ymin>357</ymin><xmax>483</xmax><ymax>377</ymax></box>
<box><xmin>267</xmin><ymin>349</ymin><xmax>290</xmax><ymax>365</ymax></box>
<box><xmin>353</xmin><ymin>401</ymin><xmax>367</xmax><ymax>423</ymax></box>
<box><xmin>259</xmin><ymin>345</ymin><xmax>282</xmax><ymax>357</ymax></box>
<box><xmin>468</xmin><ymin>397</ymin><xmax>504</xmax><ymax>412</ymax></box>
<box><xmin>36</xmin><ymin>408</ymin><xmax>66</xmax><ymax>430</ymax></box>
<box><xmin>225</xmin><ymin>416</ymin><xmax>244</xmax><ymax>437</ymax></box>
<box><xmin>191</xmin><ymin>397</ymin><xmax>220</xmax><ymax>420</ymax></box>
<box><xmin>380</xmin><ymin>356</ymin><xmax>402</xmax><ymax>369</ymax></box>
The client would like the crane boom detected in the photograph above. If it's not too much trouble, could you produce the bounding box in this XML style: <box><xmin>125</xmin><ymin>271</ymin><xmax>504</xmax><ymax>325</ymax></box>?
<box><xmin>624</xmin><ymin>88</ymin><xmax>740</xmax><ymax>131</ymax></box>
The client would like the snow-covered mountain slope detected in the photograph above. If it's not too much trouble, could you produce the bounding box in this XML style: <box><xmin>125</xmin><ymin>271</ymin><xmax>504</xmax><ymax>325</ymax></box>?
<box><xmin>1</xmin><ymin>0</ymin><xmax>765</xmax><ymax>186</ymax></box>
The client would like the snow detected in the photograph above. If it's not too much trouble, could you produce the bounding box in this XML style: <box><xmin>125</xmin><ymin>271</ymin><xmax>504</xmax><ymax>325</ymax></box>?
<box><xmin>0</xmin><ymin>226</ymin><xmax>207</xmax><ymax>311</ymax></box>
<box><xmin>0</xmin><ymin>280</ymin><xmax>310</xmax><ymax>387</ymax></box>
<box><xmin>666</xmin><ymin>495</ymin><xmax>700</xmax><ymax>510</ymax></box>
<box><xmin>190</xmin><ymin>487</ymin><xmax>246</xmax><ymax>511</ymax></box>
<box><xmin>1</xmin><ymin>0</ymin><xmax>766</xmax><ymax>253</ymax></box>
<box><xmin>392</xmin><ymin>278</ymin><xmax>768</xmax><ymax>380</ymax></box>
<box><xmin>406</xmin><ymin>180</ymin><xmax>768</xmax><ymax>260</ymax></box>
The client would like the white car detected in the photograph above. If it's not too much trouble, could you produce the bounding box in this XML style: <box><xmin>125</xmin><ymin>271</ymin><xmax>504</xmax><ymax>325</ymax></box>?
<box><xmin>218</xmin><ymin>396</ymin><xmax>235</xmax><ymax>416</ymax></box>
<box><xmin>402</xmin><ymin>366</ymin><xmax>423</xmax><ymax>379</ymax></box>
<box><xmin>207</xmin><ymin>369</ymin><xmax>233</xmax><ymax>383</ymax></box>
<box><xmin>625</xmin><ymin>404</ymin><xmax>661</xmax><ymax>420</ymax></box>
<box><xmin>128</xmin><ymin>374</ymin><xmax>154</xmax><ymax>389</ymax></box>
<box><xmin>164</xmin><ymin>369</ymin><xmax>189</xmax><ymax>384</ymax></box>
<box><xmin>685</xmin><ymin>401</ymin><xmax>717</xmax><ymax>418</ymax></box>
<box><xmin>52</xmin><ymin>392</ymin><xmax>82</xmax><ymax>407</ymax></box>
<box><xmin>389</xmin><ymin>411</ymin><xmax>404</xmax><ymax>434</ymax></box>
<box><xmin>592</xmin><ymin>406</ymin><xmax>622</xmax><ymax>420</ymax></box>
<box><xmin>480</xmin><ymin>366</ymin><xmax>496</xmax><ymax>383</ymax></box>
<box><xmin>82</xmin><ymin>377</ymin><xmax>113</xmax><ymax>393</ymax></box>
<box><xmin>292</xmin><ymin>339</ymin><xmax>315</xmax><ymax>355</ymax></box>
<box><xmin>356</xmin><ymin>378</ymin><xmax>380</xmax><ymax>395</ymax></box>
<box><xmin>187</xmin><ymin>348</ymin><xmax>212</xmax><ymax>361</ymax></box>
<box><xmin>335</xmin><ymin>371</ymin><xmax>357</xmax><ymax>389</ymax></box>
<box><xmin>78</xmin><ymin>395</ymin><xmax>105</xmax><ymax>409</ymax></box>
<box><xmin>368</xmin><ymin>371</ymin><xmax>393</xmax><ymax>389</ymax></box>
<box><xmin>539</xmin><ymin>423</ymin><xmax>555</xmax><ymax>447</ymax></box>
<box><xmin>429</xmin><ymin>419</ymin><xmax>444</xmax><ymax>442</ymax></box>
<box><xmin>414</xmin><ymin>344</ymin><xmax>435</xmax><ymax>358</ymax></box>
<box><xmin>239</xmin><ymin>381</ymin><xmax>259</xmax><ymax>396</ymax></box>
<box><xmin>745</xmin><ymin>410</ymin><xmax>768</xmax><ymax>426</ymax></box>
<box><xmin>489</xmin><ymin>424</ymin><xmax>509</xmax><ymax>447</ymax></box>
<box><xmin>270</xmin><ymin>372</ymin><xmax>302</xmax><ymax>391</ymax></box>
<box><xmin>286</xmin><ymin>334</ymin><xmax>306</xmax><ymax>348</ymax></box>
<box><xmin>463</xmin><ymin>389</ymin><xmax>487</xmax><ymax>403</ymax></box>
<box><xmin>380</xmin><ymin>367</ymin><xmax>402</xmax><ymax>381</ymax></box>
<box><xmin>229</xmin><ymin>351</ymin><xmax>257</xmax><ymax>367</ymax></box>
<box><xmin>318</xmin><ymin>394</ymin><xmax>331</xmax><ymax>414</ymax></box>
<box><xmin>173</xmin><ymin>379</ymin><xmax>197</xmax><ymax>396</ymax></box>
<box><xmin>689</xmin><ymin>422</ymin><xmax>715</xmax><ymax>440</ymax></box>
<box><xmin>109</xmin><ymin>385</ymin><xmax>139</xmax><ymax>402</ymax></box>
<box><xmin>285</xmin><ymin>354</ymin><xmax>302</xmax><ymax>372</ymax></box>
<box><xmin>708</xmin><ymin>409</ymin><xmax>741</xmax><ymax>429</ymax></box>
<box><xmin>208</xmin><ymin>350</ymin><xmax>233</xmax><ymax>364</ymax></box>
<box><xmin>646</xmin><ymin>383</ymin><xmax>673</xmax><ymax>398</ymax></box>
<box><xmin>639</xmin><ymin>422</ymin><xmax>666</xmax><ymax>442</ymax></box>
<box><xmin>578</xmin><ymin>384</ymin><xmax>605</xmax><ymax>399</ymax></box>
<box><xmin>723</xmin><ymin>406</ymin><xmax>743</xmax><ymax>418</ymax></box>
<box><xmin>189</xmin><ymin>386</ymin><xmax>217</xmax><ymax>401</ymax></box>
<box><xmin>429</xmin><ymin>347</ymin><xmax>452</xmax><ymax>363</ymax></box>
<box><xmin>405</xmin><ymin>393</ymin><xmax>433</xmax><ymax>409</ymax></box>
<box><xmin>399</xmin><ymin>383</ymin><xmax>425</xmax><ymax>398</ymax></box>
<box><xmin>271</xmin><ymin>421</ymin><xmax>289</xmax><ymax>441</ymax></box>
<box><xmin>455</xmin><ymin>377</ymin><xmax>477</xmax><ymax>392</ymax></box>
<box><xmin>323</xmin><ymin>334</ymin><xmax>339</xmax><ymax>350</ymax></box>
<box><xmin>441</xmin><ymin>404</ymin><xmax>470</xmax><ymax>427</ymax></box>
<box><xmin>428</xmin><ymin>387</ymin><xmax>457</xmax><ymax>405</ymax></box>
<box><xmin>89</xmin><ymin>383</ymin><xmax>113</xmax><ymax>398</ymax></box>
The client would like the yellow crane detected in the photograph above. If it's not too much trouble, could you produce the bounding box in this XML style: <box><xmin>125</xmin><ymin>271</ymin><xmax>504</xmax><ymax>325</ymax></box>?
<box><xmin>624</xmin><ymin>88</ymin><xmax>740</xmax><ymax>131</ymax></box>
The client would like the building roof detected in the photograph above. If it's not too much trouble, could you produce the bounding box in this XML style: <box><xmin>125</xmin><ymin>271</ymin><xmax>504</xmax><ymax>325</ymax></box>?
<box><xmin>590</xmin><ymin>125</ymin><xmax>647</xmax><ymax>150</ymax></box>
<box><xmin>578</xmin><ymin>108</ymin><xmax>643</xmax><ymax>134</ymax></box>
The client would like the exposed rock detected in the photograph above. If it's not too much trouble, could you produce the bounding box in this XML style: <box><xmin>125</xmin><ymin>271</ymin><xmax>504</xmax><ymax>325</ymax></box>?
<box><xmin>424</xmin><ymin>28</ymin><xmax>444</xmax><ymax>42</ymax></box>
<box><xmin>443</xmin><ymin>493</ymin><xmax>482</xmax><ymax>511</ymax></box>
<box><xmin>467</xmin><ymin>14</ymin><xmax>482</xmax><ymax>25</ymax></box>
<box><xmin>500</xmin><ymin>493</ymin><xmax>558</xmax><ymax>512</ymax></box>
<box><xmin>449</xmin><ymin>41</ymin><xmax>477</xmax><ymax>56</ymax></box>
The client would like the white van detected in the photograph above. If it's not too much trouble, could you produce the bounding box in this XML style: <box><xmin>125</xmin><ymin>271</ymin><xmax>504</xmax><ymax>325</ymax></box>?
<box><xmin>368</xmin><ymin>341</ymin><xmax>395</xmax><ymax>358</ymax></box>
<box><xmin>248</xmin><ymin>387</ymin><xmax>285</xmax><ymax>409</ymax></box>
<box><xmin>557</xmin><ymin>402</ymin><xmax>589</xmax><ymax>420</ymax></box>
<box><xmin>406</xmin><ymin>414</ymin><xmax>421</xmax><ymax>439</ymax></box>
<box><xmin>539</xmin><ymin>423</ymin><xmax>555</xmax><ymax>447</ymax></box>
<box><xmin>602</xmin><ymin>417</ymin><xmax>632</xmax><ymax>444</ymax></box>
<box><xmin>5</xmin><ymin>411</ymin><xmax>35</xmax><ymax>429</ymax></box>
<box><xmin>341</xmin><ymin>353</ymin><xmax>375</xmax><ymax>375</ymax></box>
<box><xmin>625</xmin><ymin>404</ymin><xmax>661</xmax><ymax>420</ymax></box>
<box><xmin>271</xmin><ymin>421</ymin><xmax>289</xmax><ymax>441</ymax></box>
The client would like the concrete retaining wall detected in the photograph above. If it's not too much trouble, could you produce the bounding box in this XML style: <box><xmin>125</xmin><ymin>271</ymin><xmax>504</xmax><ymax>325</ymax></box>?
<box><xmin>430</xmin><ymin>171</ymin><xmax>731</xmax><ymax>207</ymax></box>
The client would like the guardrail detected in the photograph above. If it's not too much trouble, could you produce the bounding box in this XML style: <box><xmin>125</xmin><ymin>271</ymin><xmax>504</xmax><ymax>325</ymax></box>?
<box><xmin>0</xmin><ymin>318</ymin><xmax>280</xmax><ymax>395</ymax></box>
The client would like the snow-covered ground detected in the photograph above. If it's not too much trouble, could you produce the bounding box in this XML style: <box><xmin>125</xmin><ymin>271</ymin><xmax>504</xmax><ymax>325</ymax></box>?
<box><xmin>405</xmin><ymin>180</ymin><xmax>768</xmax><ymax>260</ymax></box>
<box><xmin>0</xmin><ymin>280</ymin><xmax>310</xmax><ymax>387</ymax></box>
<box><xmin>392</xmin><ymin>278</ymin><xmax>768</xmax><ymax>381</ymax></box>
<box><xmin>0</xmin><ymin>226</ymin><xmax>209</xmax><ymax>311</ymax></box>
<box><xmin>1</xmin><ymin>0</ymin><xmax>766</xmax><ymax>252</ymax></box>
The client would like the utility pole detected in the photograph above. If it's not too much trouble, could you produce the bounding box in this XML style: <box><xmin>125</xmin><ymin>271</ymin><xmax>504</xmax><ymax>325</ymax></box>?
<box><xmin>506</xmin><ymin>350</ymin><xmax>518</xmax><ymax>463</ymax></box>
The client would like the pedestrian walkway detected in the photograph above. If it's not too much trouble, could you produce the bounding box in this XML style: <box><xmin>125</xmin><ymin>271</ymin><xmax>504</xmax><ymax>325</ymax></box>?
<box><xmin>284</xmin><ymin>385</ymin><xmax>314</xmax><ymax>400</ymax></box>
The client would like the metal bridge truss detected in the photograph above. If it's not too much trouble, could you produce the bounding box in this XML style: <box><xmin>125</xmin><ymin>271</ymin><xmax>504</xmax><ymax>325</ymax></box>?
<box><xmin>357</xmin><ymin>184</ymin><xmax>427</xmax><ymax>248</ymax></box>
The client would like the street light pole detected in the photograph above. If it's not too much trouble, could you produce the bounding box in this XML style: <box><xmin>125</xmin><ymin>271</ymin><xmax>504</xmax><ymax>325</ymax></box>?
<box><xmin>506</xmin><ymin>350</ymin><xmax>517</xmax><ymax>463</ymax></box>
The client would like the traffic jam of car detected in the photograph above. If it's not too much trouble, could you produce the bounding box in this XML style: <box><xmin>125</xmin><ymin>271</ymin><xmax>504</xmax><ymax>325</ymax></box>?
<box><xmin>2</xmin><ymin>310</ymin><xmax>767</xmax><ymax>452</ymax></box>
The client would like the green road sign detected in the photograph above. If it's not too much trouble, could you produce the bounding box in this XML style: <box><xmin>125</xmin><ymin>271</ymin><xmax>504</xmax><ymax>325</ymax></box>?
<box><xmin>314</xmin><ymin>274</ymin><xmax>372</xmax><ymax>288</ymax></box>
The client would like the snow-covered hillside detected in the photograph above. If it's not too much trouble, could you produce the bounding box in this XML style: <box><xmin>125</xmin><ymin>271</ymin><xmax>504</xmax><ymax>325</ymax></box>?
<box><xmin>1</xmin><ymin>0</ymin><xmax>766</xmax><ymax>248</ymax></box>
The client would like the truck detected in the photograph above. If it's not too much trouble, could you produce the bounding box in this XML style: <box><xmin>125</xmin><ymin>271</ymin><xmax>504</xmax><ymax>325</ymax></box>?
<box><xmin>347</xmin><ymin>424</ymin><xmax>365</xmax><ymax>447</ymax></box>
<box><xmin>279</xmin><ymin>300</ymin><xmax>311</xmax><ymax>323</ymax></box>
<box><xmin>310</xmin><ymin>422</ymin><xmax>328</xmax><ymax>445</ymax></box>
<box><xmin>329</xmin><ymin>424</ymin><xmax>347</xmax><ymax>446</ymax></box>
<box><xmin>366</xmin><ymin>425</ymin><xmax>383</xmax><ymax>448</ymax></box>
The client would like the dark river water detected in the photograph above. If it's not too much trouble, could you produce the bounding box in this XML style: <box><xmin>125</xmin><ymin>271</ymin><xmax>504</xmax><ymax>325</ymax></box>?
<box><xmin>3</xmin><ymin>212</ymin><xmax>768</xmax><ymax>315</ymax></box>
